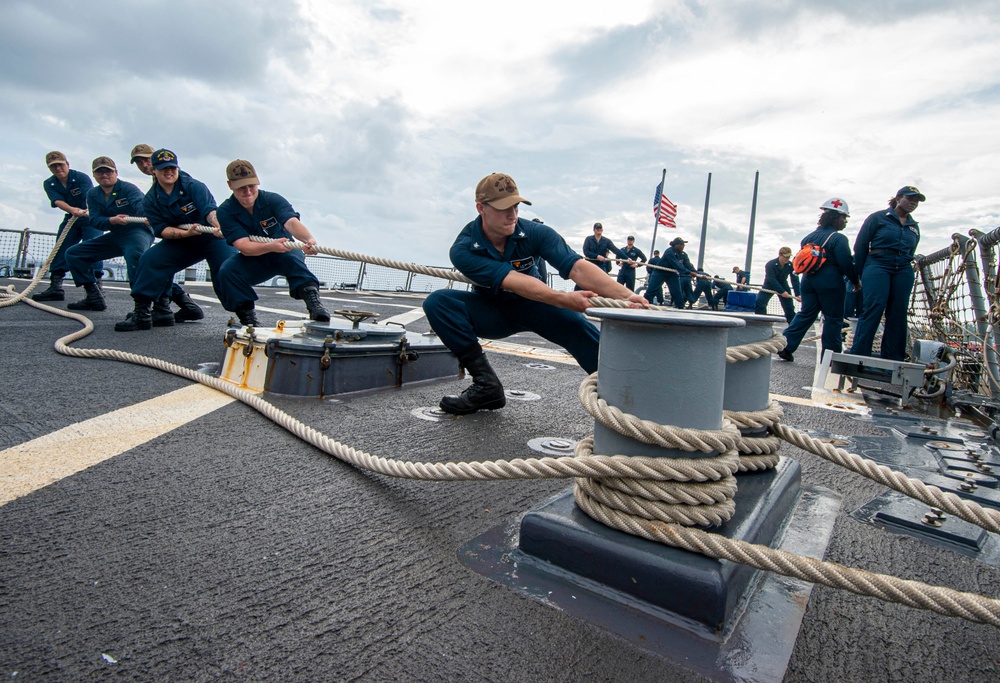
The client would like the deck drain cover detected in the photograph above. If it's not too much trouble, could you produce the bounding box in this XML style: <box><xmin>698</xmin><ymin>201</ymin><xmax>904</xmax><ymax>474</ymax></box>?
<box><xmin>410</xmin><ymin>407</ymin><xmax>457</xmax><ymax>422</ymax></box>
<box><xmin>528</xmin><ymin>437</ymin><xmax>578</xmax><ymax>456</ymax></box>
<box><xmin>506</xmin><ymin>390</ymin><xmax>541</xmax><ymax>401</ymax></box>
<box><xmin>927</xmin><ymin>441</ymin><xmax>965</xmax><ymax>451</ymax></box>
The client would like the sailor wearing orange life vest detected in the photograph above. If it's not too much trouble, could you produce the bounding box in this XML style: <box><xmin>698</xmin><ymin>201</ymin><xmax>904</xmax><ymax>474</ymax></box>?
<box><xmin>778</xmin><ymin>198</ymin><xmax>859</xmax><ymax>361</ymax></box>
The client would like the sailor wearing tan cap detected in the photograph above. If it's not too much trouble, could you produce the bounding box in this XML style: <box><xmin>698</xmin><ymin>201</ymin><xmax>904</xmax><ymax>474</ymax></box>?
<box><xmin>422</xmin><ymin>172</ymin><xmax>647</xmax><ymax>415</ymax></box>
<box><xmin>32</xmin><ymin>151</ymin><xmax>105</xmax><ymax>302</ymax></box>
<box><xmin>63</xmin><ymin>157</ymin><xmax>152</xmax><ymax>311</ymax></box>
<box><xmin>214</xmin><ymin>159</ymin><xmax>330</xmax><ymax>326</ymax></box>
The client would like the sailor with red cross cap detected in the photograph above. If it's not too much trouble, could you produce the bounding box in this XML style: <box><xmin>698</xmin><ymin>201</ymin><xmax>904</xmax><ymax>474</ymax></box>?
<box><xmin>778</xmin><ymin>198</ymin><xmax>859</xmax><ymax>361</ymax></box>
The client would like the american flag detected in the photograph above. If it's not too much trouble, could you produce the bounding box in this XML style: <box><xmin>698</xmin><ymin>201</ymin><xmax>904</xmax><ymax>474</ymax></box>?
<box><xmin>654</xmin><ymin>180</ymin><xmax>677</xmax><ymax>228</ymax></box>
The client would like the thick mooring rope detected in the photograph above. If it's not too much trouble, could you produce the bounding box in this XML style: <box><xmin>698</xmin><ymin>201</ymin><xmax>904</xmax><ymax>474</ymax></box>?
<box><xmin>5</xmin><ymin>230</ymin><xmax>1000</xmax><ymax>627</ymax></box>
<box><xmin>0</xmin><ymin>216</ymin><xmax>78</xmax><ymax>309</ymax></box>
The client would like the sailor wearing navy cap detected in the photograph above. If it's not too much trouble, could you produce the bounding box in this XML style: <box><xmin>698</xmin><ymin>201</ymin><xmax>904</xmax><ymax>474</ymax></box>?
<box><xmin>615</xmin><ymin>235</ymin><xmax>646</xmax><ymax>291</ymax></box>
<box><xmin>849</xmin><ymin>186</ymin><xmax>924</xmax><ymax>360</ymax></box>
<box><xmin>423</xmin><ymin>173</ymin><xmax>647</xmax><ymax>415</ymax></box>
<box><xmin>115</xmin><ymin>149</ymin><xmax>237</xmax><ymax>331</ymax></box>
<box><xmin>583</xmin><ymin>222</ymin><xmax>625</xmax><ymax>274</ymax></box>
<box><xmin>128</xmin><ymin>143</ymin><xmax>205</xmax><ymax>326</ymax></box>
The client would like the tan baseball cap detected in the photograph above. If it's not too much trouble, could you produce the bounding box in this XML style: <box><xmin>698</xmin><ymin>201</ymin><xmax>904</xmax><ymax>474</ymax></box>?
<box><xmin>226</xmin><ymin>159</ymin><xmax>259</xmax><ymax>189</ymax></box>
<box><xmin>92</xmin><ymin>156</ymin><xmax>117</xmax><ymax>172</ymax></box>
<box><xmin>475</xmin><ymin>173</ymin><xmax>531</xmax><ymax>210</ymax></box>
<box><xmin>45</xmin><ymin>151</ymin><xmax>67</xmax><ymax>167</ymax></box>
<box><xmin>130</xmin><ymin>144</ymin><xmax>155</xmax><ymax>163</ymax></box>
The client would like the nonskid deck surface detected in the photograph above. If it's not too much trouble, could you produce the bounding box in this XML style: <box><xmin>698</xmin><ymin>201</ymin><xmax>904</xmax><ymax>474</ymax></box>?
<box><xmin>1</xmin><ymin>279</ymin><xmax>997</xmax><ymax>683</ymax></box>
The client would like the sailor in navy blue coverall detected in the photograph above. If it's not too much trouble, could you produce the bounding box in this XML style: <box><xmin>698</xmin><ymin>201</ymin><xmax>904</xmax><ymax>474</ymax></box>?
<box><xmin>714</xmin><ymin>276</ymin><xmax>733</xmax><ymax>307</ymax></box>
<box><xmin>215</xmin><ymin>159</ymin><xmax>329</xmax><ymax>326</ymax></box>
<box><xmin>423</xmin><ymin>173</ymin><xmax>647</xmax><ymax>415</ymax></box>
<box><xmin>115</xmin><ymin>149</ymin><xmax>236</xmax><ymax>332</ymax></box>
<box><xmin>848</xmin><ymin>186</ymin><xmax>924</xmax><ymax>360</ymax></box>
<box><xmin>779</xmin><ymin>199</ymin><xmax>859</xmax><ymax>361</ymax></box>
<box><xmin>661</xmin><ymin>237</ymin><xmax>696</xmax><ymax>309</ymax></box>
<box><xmin>32</xmin><ymin>151</ymin><xmax>103</xmax><ymax>301</ymax></box>
<box><xmin>64</xmin><ymin>157</ymin><xmax>153</xmax><ymax>311</ymax></box>
<box><xmin>615</xmin><ymin>236</ymin><xmax>646</xmax><ymax>291</ymax></box>
<box><xmin>733</xmin><ymin>266</ymin><xmax>750</xmax><ymax>291</ymax></box>
<box><xmin>582</xmin><ymin>223</ymin><xmax>625</xmax><ymax>273</ymax></box>
<box><xmin>643</xmin><ymin>250</ymin><xmax>664</xmax><ymax>304</ymax></box>
<box><xmin>755</xmin><ymin>248</ymin><xmax>800</xmax><ymax>322</ymax></box>
<box><xmin>689</xmin><ymin>269</ymin><xmax>718</xmax><ymax>309</ymax></box>
<box><xmin>128</xmin><ymin>143</ymin><xmax>205</xmax><ymax>325</ymax></box>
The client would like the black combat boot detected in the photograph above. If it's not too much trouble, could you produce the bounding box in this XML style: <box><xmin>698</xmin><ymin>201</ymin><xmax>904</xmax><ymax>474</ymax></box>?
<box><xmin>300</xmin><ymin>285</ymin><xmax>330</xmax><ymax>322</ymax></box>
<box><xmin>235</xmin><ymin>304</ymin><xmax>261</xmax><ymax>327</ymax></box>
<box><xmin>114</xmin><ymin>297</ymin><xmax>153</xmax><ymax>332</ymax></box>
<box><xmin>67</xmin><ymin>282</ymin><xmax>107</xmax><ymax>311</ymax></box>
<box><xmin>439</xmin><ymin>353</ymin><xmax>506</xmax><ymax>415</ymax></box>
<box><xmin>151</xmin><ymin>295</ymin><xmax>176</xmax><ymax>327</ymax></box>
<box><xmin>171</xmin><ymin>289</ymin><xmax>204</xmax><ymax>322</ymax></box>
<box><xmin>32</xmin><ymin>275</ymin><xmax>65</xmax><ymax>302</ymax></box>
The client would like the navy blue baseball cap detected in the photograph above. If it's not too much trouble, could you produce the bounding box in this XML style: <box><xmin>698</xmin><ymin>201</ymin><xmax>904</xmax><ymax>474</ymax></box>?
<box><xmin>152</xmin><ymin>148</ymin><xmax>179</xmax><ymax>170</ymax></box>
<box><xmin>896</xmin><ymin>186</ymin><xmax>925</xmax><ymax>201</ymax></box>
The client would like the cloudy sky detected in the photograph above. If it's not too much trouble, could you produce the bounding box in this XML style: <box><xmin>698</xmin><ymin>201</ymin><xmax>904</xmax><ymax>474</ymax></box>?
<box><xmin>2</xmin><ymin>0</ymin><xmax>999</xmax><ymax>281</ymax></box>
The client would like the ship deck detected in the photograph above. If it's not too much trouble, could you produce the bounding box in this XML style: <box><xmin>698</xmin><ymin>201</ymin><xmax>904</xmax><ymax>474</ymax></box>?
<box><xmin>1</xmin><ymin>279</ymin><xmax>997</xmax><ymax>682</ymax></box>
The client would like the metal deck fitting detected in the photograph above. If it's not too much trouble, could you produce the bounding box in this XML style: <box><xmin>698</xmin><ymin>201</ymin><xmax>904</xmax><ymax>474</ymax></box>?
<box><xmin>821</xmin><ymin>351</ymin><xmax>927</xmax><ymax>403</ymax></box>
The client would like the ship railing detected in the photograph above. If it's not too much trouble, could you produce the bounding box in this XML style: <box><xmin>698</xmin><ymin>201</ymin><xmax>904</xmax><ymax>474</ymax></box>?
<box><xmin>911</xmin><ymin>230</ymin><xmax>1000</xmax><ymax>398</ymax></box>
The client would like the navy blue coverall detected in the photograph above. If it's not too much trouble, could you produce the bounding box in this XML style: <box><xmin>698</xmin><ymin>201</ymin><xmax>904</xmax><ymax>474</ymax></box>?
<box><xmin>782</xmin><ymin>228</ymin><xmax>859</xmax><ymax>355</ymax></box>
<box><xmin>849</xmin><ymin>208</ymin><xmax>920</xmax><ymax>360</ymax></box>
<box><xmin>643</xmin><ymin>256</ymin><xmax>664</xmax><ymax>304</ymax></box>
<box><xmin>582</xmin><ymin>234</ymin><xmax>624</xmax><ymax>273</ymax></box>
<box><xmin>66</xmin><ymin>179</ymin><xmax>152</xmax><ymax>286</ymax></box>
<box><xmin>714</xmin><ymin>278</ymin><xmax>733</xmax><ymax>307</ymax></box>
<box><xmin>755</xmin><ymin>258</ymin><xmax>800</xmax><ymax>322</ymax></box>
<box><xmin>615</xmin><ymin>244</ymin><xmax>646</xmax><ymax>291</ymax></box>
<box><xmin>215</xmin><ymin>190</ymin><xmax>320</xmax><ymax>311</ymax></box>
<box><xmin>423</xmin><ymin>216</ymin><xmax>601</xmax><ymax>371</ymax></box>
<box><xmin>43</xmin><ymin>169</ymin><xmax>103</xmax><ymax>279</ymax></box>
<box><xmin>130</xmin><ymin>172</ymin><xmax>236</xmax><ymax>302</ymax></box>
<box><xmin>661</xmin><ymin>246</ymin><xmax>696</xmax><ymax>309</ymax></box>
<box><xmin>689</xmin><ymin>269</ymin><xmax>718</xmax><ymax>309</ymax></box>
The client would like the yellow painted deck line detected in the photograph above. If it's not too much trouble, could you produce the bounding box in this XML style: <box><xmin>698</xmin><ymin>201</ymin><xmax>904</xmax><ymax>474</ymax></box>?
<box><xmin>0</xmin><ymin>384</ymin><xmax>234</xmax><ymax>507</ymax></box>
<box><xmin>480</xmin><ymin>339</ymin><xmax>579</xmax><ymax>365</ymax></box>
<box><xmin>770</xmin><ymin>393</ymin><xmax>816</xmax><ymax>407</ymax></box>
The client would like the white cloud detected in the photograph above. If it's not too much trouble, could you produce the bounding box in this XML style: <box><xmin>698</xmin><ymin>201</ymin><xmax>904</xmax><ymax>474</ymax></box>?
<box><xmin>1</xmin><ymin>0</ymin><xmax>998</xmax><ymax>277</ymax></box>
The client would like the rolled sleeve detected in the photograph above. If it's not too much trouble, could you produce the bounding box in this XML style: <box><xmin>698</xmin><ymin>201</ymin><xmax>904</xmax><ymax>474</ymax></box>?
<box><xmin>217</xmin><ymin>198</ymin><xmax>250</xmax><ymax>245</ymax></box>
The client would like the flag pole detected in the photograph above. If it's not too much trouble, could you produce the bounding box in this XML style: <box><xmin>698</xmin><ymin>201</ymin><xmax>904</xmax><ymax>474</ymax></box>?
<box><xmin>696</xmin><ymin>172</ymin><xmax>712</xmax><ymax>271</ymax></box>
<box><xmin>745</xmin><ymin>170</ymin><xmax>759</xmax><ymax>276</ymax></box>
<box><xmin>650</xmin><ymin>168</ymin><xmax>666</xmax><ymax>255</ymax></box>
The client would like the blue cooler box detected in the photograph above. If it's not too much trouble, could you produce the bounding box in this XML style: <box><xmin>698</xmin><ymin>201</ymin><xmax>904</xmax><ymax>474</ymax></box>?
<box><xmin>726</xmin><ymin>290</ymin><xmax>756</xmax><ymax>312</ymax></box>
